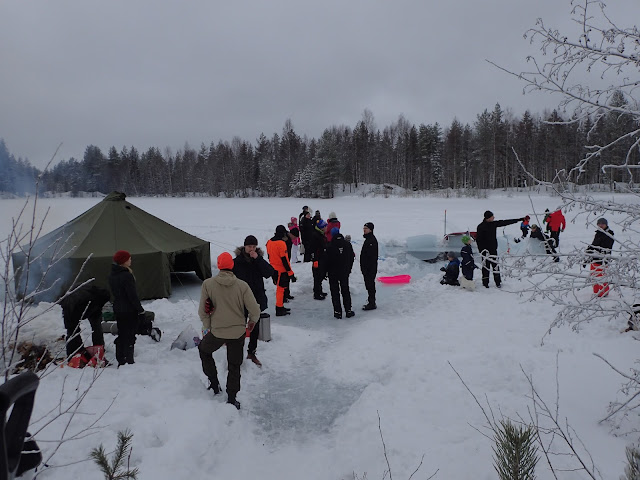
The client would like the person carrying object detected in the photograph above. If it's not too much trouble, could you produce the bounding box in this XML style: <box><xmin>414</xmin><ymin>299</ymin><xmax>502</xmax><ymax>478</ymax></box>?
<box><xmin>266</xmin><ymin>225</ymin><xmax>296</xmax><ymax>316</ymax></box>
<box><xmin>108</xmin><ymin>250</ymin><xmax>145</xmax><ymax>367</ymax></box>
<box><xmin>198</xmin><ymin>252</ymin><xmax>260</xmax><ymax>409</ymax></box>
<box><xmin>440</xmin><ymin>252</ymin><xmax>461</xmax><ymax>286</ymax></box>
<box><xmin>232</xmin><ymin>235</ymin><xmax>275</xmax><ymax>367</ymax></box>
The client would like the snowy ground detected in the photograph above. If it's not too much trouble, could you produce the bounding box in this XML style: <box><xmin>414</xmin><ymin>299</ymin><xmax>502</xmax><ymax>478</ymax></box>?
<box><xmin>1</xmin><ymin>192</ymin><xmax>638</xmax><ymax>479</ymax></box>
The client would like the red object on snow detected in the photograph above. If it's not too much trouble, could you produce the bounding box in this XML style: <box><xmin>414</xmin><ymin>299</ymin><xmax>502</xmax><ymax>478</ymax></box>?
<box><xmin>378</xmin><ymin>275</ymin><xmax>412</xmax><ymax>284</ymax></box>
<box><xmin>590</xmin><ymin>263</ymin><xmax>610</xmax><ymax>297</ymax></box>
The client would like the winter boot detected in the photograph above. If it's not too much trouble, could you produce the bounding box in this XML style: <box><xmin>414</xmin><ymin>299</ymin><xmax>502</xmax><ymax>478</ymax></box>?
<box><xmin>334</xmin><ymin>310</ymin><xmax>342</xmax><ymax>319</ymax></box>
<box><xmin>114</xmin><ymin>338</ymin><xmax>126</xmax><ymax>366</ymax></box>
<box><xmin>276</xmin><ymin>306</ymin><xmax>291</xmax><ymax>316</ymax></box>
<box><xmin>126</xmin><ymin>345</ymin><xmax>135</xmax><ymax>364</ymax></box>
<box><xmin>313</xmin><ymin>294</ymin><xmax>326</xmax><ymax>300</ymax></box>
<box><xmin>247</xmin><ymin>352</ymin><xmax>262</xmax><ymax>367</ymax></box>
<box><xmin>362</xmin><ymin>303</ymin><xmax>377</xmax><ymax>311</ymax></box>
<box><xmin>207</xmin><ymin>378</ymin><xmax>222</xmax><ymax>395</ymax></box>
<box><xmin>227</xmin><ymin>395</ymin><xmax>241</xmax><ymax>410</ymax></box>
<box><xmin>285</xmin><ymin>293</ymin><xmax>295</xmax><ymax>300</ymax></box>
<box><xmin>345</xmin><ymin>310</ymin><xmax>355</xmax><ymax>318</ymax></box>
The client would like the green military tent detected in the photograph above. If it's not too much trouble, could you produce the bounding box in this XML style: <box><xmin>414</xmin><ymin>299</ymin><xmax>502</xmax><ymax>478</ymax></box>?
<box><xmin>12</xmin><ymin>191</ymin><xmax>211</xmax><ymax>302</ymax></box>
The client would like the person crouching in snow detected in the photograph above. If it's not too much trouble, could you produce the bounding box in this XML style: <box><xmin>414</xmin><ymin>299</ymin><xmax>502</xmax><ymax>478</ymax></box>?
<box><xmin>530</xmin><ymin>224</ymin><xmax>559</xmax><ymax>262</ymax></box>
<box><xmin>198</xmin><ymin>252</ymin><xmax>261</xmax><ymax>410</ymax></box>
<box><xmin>460</xmin><ymin>235</ymin><xmax>477</xmax><ymax>290</ymax></box>
<box><xmin>440</xmin><ymin>252</ymin><xmax>461</xmax><ymax>286</ymax></box>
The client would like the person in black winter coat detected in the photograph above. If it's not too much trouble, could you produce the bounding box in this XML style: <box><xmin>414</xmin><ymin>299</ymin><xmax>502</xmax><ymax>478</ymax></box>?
<box><xmin>440</xmin><ymin>253</ymin><xmax>461</xmax><ymax>286</ymax></box>
<box><xmin>309</xmin><ymin>219</ymin><xmax>329</xmax><ymax>300</ymax></box>
<box><xmin>460</xmin><ymin>235</ymin><xmax>477</xmax><ymax>281</ymax></box>
<box><xmin>61</xmin><ymin>284</ymin><xmax>110</xmax><ymax>359</ymax></box>
<box><xmin>300</xmin><ymin>211</ymin><xmax>314</xmax><ymax>263</ymax></box>
<box><xmin>360</xmin><ymin>222</ymin><xmax>378</xmax><ymax>310</ymax></box>
<box><xmin>325</xmin><ymin>228</ymin><xmax>355</xmax><ymax>318</ymax></box>
<box><xmin>476</xmin><ymin>210</ymin><xmax>526</xmax><ymax>288</ymax></box>
<box><xmin>108</xmin><ymin>250</ymin><xmax>144</xmax><ymax>366</ymax></box>
<box><xmin>233</xmin><ymin>235</ymin><xmax>275</xmax><ymax>367</ymax></box>
<box><xmin>530</xmin><ymin>224</ymin><xmax>559</xmax><ymax>261</ymax></box>
<box><xmin>586</xmin><ymin>218</ymin><xmax>615</xmax><ymax>265</ymax></box>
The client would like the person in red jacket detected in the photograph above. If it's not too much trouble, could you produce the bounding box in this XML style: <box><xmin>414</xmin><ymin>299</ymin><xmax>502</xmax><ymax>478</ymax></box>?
<box><xmin>324</xmin><ymin>212</ymin><xmax>341</xmax><ymax>242</ymax></box>
<box><xmin>266</xmin><ymin>225</ymin><xmax>296</xmax><ymax>316</ymax></box>
<box><xmin>545</xmin><ymin>209</ymin><xmax>566</xmax><ymax>247</ymax></box>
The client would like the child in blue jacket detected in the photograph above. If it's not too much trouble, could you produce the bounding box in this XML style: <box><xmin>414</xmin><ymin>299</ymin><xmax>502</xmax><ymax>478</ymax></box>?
<box><xmin>440</xmin><ymin>252</ymin><xmax>460</xmax><ymax>286</ymax></box>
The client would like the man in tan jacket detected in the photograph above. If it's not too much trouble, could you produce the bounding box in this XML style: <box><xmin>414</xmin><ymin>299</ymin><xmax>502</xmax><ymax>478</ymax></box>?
<box><xmin>198</xmin><ymin>252</ymin><xmax>260</xmax><ymax>409</ymax></box>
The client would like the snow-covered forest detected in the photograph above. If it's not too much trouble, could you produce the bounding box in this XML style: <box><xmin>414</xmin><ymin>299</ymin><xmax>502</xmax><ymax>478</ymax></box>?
<box><xmin>2</xmin><ymin>98</ymin><xmax>637</xmax><ymax>199</ymax></box>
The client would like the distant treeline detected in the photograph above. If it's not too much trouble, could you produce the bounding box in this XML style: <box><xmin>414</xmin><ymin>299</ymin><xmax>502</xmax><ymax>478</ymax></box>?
<box><xmin>2</xmin><ymin>100</ymin><xmax>638</xmax><ymax>198</ymax></box>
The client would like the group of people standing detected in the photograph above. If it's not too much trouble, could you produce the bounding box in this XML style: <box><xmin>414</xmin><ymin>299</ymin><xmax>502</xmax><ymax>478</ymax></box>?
<box><xmin>196</xmin><ymin>206</ymin><xmax>379</xmax><ymax>409</ymax></box>
<box><xmin>439</xmin><ymin>208</ymin><xmax>615</xmax><ymax>294</ymax></box>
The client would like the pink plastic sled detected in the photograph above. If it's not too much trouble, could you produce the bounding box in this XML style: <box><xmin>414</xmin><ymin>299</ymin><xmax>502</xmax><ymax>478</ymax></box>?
<box><xmin>377</xmin><ymin>274</ymin><xmax>411</xmax><ymax>284</ymax></box>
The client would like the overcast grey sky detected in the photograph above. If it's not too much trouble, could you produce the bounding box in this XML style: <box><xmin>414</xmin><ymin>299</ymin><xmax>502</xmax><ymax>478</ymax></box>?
<box><xmin>1</xmin><ymin>0</ymin><xmax>637</xmax><ymax>169</ymax></box>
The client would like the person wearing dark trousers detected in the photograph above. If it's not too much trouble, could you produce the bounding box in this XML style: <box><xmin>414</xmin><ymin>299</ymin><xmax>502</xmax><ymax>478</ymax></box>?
<box><xmin>61</xmin><ymin>284</ymin><xmax>110</xmax><ymax>360</ymax></box>
<box><xmin>476</xmin><ymin>211</ymin><xmax>526</xmax><ymax>288</ymax></box>
<box><xmin>440</xmin><ymin>253</ymin><xmax>461</xmax><ymax>286</ymax></box>
<box><xmin>360</xmin><ymin>222</ymin><xmax>378</xmax><ymax>310</ymax></box>
<box><xmin>233</xmin><ymin>235</ymin><xmax>274</xmax><ymax>367</ymax></box>
<box><xmin>199</xmin><ymin>252</ymin><xmax>260</xmax><ymax>409</ymax></box>
<box><xmin>545</xmin><ymin>209</ymin><xmax>566</xmax><ymax>247</ymax></box>
<box><xmin>108</xmin><ymin>250</ymin><xmax>144</xmax><ymax>366</ymax></box>
<box><xmin>325</xmin><ymin>228</ymin><xmax>355</xmax><ymax>319</ymax></box>
<box><xmin>530</xmin><ymin>224</ymin><xmax>559</xmax><ymax>261</ymax></box>
<box><xmin>309</xmin><ymin>219</ymin><xmax>329</xmax><ymax>300</ymax></box>
<box><xmin>300</xmin><ymin>211</ymin><xmax>314</xmax><ymax>262</ymax></box>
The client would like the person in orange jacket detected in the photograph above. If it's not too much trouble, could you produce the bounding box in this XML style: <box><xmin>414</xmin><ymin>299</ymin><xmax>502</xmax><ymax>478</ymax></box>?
<box><xmin>266</xmin><ymin>225</ymin><xmax>296</xmax><ymax>316</ymax></box>
<box><xmin>545</xmin><ymin>209</ymin><xmax>566</xmax><ymax>247</ymax></box>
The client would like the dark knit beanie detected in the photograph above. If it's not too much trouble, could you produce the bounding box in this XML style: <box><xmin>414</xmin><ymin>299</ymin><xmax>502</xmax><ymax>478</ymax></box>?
<box><xmin>484</xmin><ymin>210</ymin><xmax>494</xmax><ymax>220</ymax></box>
<box><xmin>275</xmin><ymin>225</ymin><xmax>287</xmax><ymax>237</ymax></box>
<box><xmin>113</xmin><ymin>250</ymin><xmax>131</xmax><ymax>265</ymax></box>
<box><xmin>244</xmin><ymin>235</ymin><xmax>258</xmax><ymax>246</ymax></box>
<box><xmin>364</xmin><ymin>222</ymin><xmax>374</xmax><ymax>231</ymax></box>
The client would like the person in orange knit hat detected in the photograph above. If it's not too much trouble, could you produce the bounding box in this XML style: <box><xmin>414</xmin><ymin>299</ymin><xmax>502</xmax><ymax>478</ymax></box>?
<box><xmin>198</xmin><ymin>251</ymin><xmax>260</xmax><ymax>410</ymax></box>
<box><xmin>266</xmin><ymin>225</ymin><xmax>296</xmax><ymax>316</ymax></box>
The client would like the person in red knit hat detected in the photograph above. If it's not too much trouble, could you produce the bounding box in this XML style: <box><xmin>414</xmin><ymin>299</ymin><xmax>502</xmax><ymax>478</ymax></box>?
<box><xmin>108</xmin><ymin>250</ymin><xmax>145</xmax><ymax>366</ymax></box>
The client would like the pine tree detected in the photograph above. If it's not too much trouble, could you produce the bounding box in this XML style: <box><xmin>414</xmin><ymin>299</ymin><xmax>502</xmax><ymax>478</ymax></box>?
<box><xmin>89</xmin><ymin>429</ymin><xmax>139</xmax><ymax>480</ymax></box>
<box><xmin>622</xmin><ymin>444</ymin><xmax>640</xmax><ymax>480</ymax></box>
<box><xmin>493</xmin><ymin>420</ymin><xmax>538</xmax><ymax>480</ymax></box>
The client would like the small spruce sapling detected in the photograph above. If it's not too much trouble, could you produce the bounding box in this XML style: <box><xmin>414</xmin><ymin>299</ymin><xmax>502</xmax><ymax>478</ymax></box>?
<box><xmin>493</xmin><ymin>420</ymin><xmax>538</xmax><ymax>480</ymax></box>
<box><xmin>89</xmin><ymin>429</ymin><xmax>139</xmax><ymax>480</ymax></box>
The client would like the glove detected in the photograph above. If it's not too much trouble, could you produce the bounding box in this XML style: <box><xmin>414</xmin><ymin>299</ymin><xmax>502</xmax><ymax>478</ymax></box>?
<box><xmin>440</xmin><ymin>267</ymin><xmax>446</xmax><ymax>272</ymax></box>
<box><xmin>290</xmin><ymin>275</ymin><xmax>297</xmax><ymax>283</ymax></box>
<box><xmin>202</xmin><ymin>328</ymin><xmax>210</xmax><ymax>337</ymax></box>
<box><xmin>138</xmin><ymin>311</ymin><xmax>146</xmax><ymax>321</ymax></box>
<box><xmin>204</xmin><ymin>298</ymin><xmax>214</xmax><ymax>314</ymax></box>
<box><xmin>247</xmin><ymin>321</ymin><xmax>256</xmax><ymax>333</ymax></box>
